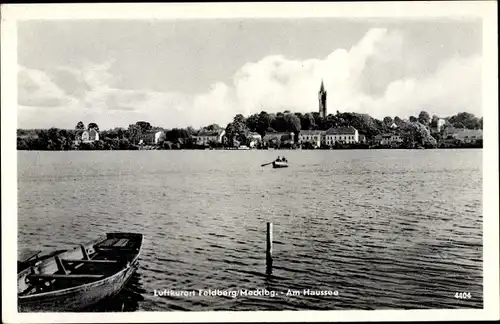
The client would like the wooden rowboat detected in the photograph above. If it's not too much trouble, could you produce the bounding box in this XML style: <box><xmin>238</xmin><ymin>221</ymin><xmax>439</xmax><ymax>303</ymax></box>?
<box><xmin>272</xmin><ymin>161</ymin><xmax>289</xmax><ymax>168</ymax></box>
<box><xmin>18</xmin><ymin>232</ymin><xmax>143</xmax><ymax>312</ymax></box>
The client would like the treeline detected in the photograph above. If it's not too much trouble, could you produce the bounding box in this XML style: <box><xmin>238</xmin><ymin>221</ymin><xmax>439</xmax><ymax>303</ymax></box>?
<box><xmin>224</xmin><ymin>110</ymin><xmax>482</xmax><ymax>147</ymax></box>
<box><xmin>17</xmin><ymin>111</ymin><xmax>483</xmax><ymax>150</ymax></box>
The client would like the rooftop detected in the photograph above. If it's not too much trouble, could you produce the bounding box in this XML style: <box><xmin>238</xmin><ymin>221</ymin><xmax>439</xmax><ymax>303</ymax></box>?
<box><xmin>263</xmin><ymin>132</ymin><xmax>294</xmax><ymax>137</ymax></box>
<box><xmin>325</xmin><ymin>126</ymin><xmax>357</xmax><ymax>135</ymax></box>
<box><xmin>195</xmin><ymin>130</ymin><xmax>223</xmax><ymax>137</ymax></box>
<box><xmin>454</xmin><ymin>129</ymin><xmax>483</xmax><ymax>136</ymax></box>
<box><xmin>300</xmin><ymin>130</ymin><xmax>325</xmax><ymax>135</ymax></box>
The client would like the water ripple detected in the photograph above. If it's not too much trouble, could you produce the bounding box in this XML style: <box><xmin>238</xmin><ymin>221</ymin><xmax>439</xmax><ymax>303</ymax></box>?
<box><xmin>17</xmin><ymin>150</ymin><xmax>482</xmax><ymax>310</ymax></box>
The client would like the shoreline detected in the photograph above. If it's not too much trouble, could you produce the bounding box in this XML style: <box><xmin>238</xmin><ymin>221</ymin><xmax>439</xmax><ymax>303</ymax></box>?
<box><xmin>16</xmin><ymin>146</ymin><xmax>483</xmax><ymax>152</ymax></box>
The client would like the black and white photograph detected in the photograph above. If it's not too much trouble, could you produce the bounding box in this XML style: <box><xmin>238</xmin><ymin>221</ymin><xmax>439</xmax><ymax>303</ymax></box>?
<box><xmin>1</xmin><ymin>2</ymin><xmax>498</xmax><ymax>323</ymax></box>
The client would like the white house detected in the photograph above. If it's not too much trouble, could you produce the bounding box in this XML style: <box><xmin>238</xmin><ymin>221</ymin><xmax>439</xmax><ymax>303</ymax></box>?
<box><xmin>154</xmin><ymin>131</ymin><xmax>165</xmax><ymax>144</ymax></box>
<box><xmin>374</xmin><ymin>133</ymin><xmax>403</xmax><ymax>145</ymax></box>
<box><xmin>437</xmin><ymin>119</ymin><xmax>446</xmax><ymax>132</ymax></box>
<box><xmin>299</xmin><ymin>130</ymin><xmax>325</xmax><ymax>148</ymax></box>
<box><xmin>390</xmin><ymin>134</ymin><xmax>403</xmax><ymax>143</ymax></box>
<box><xmin>81</xmin><ymin>128</ymin><xmax>99</xmax><ymax>143</ymax></box>
<box><xmin>324</xmin><ymin>127</ymin><xmax>358</xmax><ymax>145</ymax></box>
<box><xmin>453</xmin><ymin>129</ymin><xmax>483</xmax><ymax>143</ymax></box>
<box><xmin>192</xmin><ymin>130</ymin><xmax>225</xmax><ymax>145</ymax></box>
<box><xmin>247</xmin><ymin>132</ymin><xmax>262</xmax><ymax>148</ymax></box>
<box><xmin>442</xmin><ymin>126</ymin><xmax>460</xmax><ymax>139</ymax></box>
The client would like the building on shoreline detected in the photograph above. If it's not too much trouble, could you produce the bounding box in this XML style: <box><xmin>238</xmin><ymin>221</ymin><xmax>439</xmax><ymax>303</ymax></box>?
<box><xmin>154</xmin><ymin>131</ymin><xmax>165</xmax><ymax>144</ymax></box>
<box><xmin>247</xmin><ymin>132</ymin><xmax>262</xmax><ymax>148</ymax></box>
<box><xmin>324</xmin><ymin>126</ymin><xmax>358</xmax><ymax>145</ymax></box>
<box><xmin>80</xmin><ymin>128</ymin><xmax>99</xmax><ymax>143</ymax></box>
<box><xmin>192</xmin><ymin>130</ymin><xmax>226</xmax><ymax>146</ymax></box>
<box><xmin>437</xmin><ymin>118</ymin><xmax>446</xmax><ymax>132</ymax></box>
<box><xmin>374</xmin><ymin>133</ymin><xmax>403</xmax><ymax>146</ymax></box>
<box><xmin>140</xmin><ymin>131</ymin><xmax>157</xmax><ymax>145</ymax></box>
<box><xmin>299</xmin><ymin>130</ymin><xmax>325</xmax><ymax>148</ymax></box>
<box><xmin>263</xmin><ymin>132</ymin><xmax>295</xmax><ymax>146</ymax></box>
<box><xmin>452</xmin><ymin>129</ymin><xmax>483</xmax><ymax>143</ymax></box>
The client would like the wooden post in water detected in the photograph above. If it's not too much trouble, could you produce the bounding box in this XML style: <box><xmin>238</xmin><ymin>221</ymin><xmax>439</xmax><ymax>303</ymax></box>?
<box><xmin>266</xmin><ymin>222</ymin><xmax>273</xmax><ymax>275</ymax></box>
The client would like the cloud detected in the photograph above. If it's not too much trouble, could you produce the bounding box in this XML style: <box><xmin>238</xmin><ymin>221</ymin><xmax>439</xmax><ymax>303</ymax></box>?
<box><xmin>362</xmin><ymin>54</ymin><xmax>482</xmax><ymax>119</ymax></box>
<box><xmin>50</xmin><ymin>66</ymin><xmax>91</xmax><ymax>98</ymax></box>
<box><xmin>17</xmin><ymin>28</ymin><xmax>482</xmax><ymax>130</ymax></box>
<box><xmin>18</xmin><ymin>66</ymin><xmax>73</xmax><ymax>107</ymax></box>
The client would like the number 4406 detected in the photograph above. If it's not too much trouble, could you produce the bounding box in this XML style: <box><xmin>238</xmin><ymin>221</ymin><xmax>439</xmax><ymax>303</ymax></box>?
<box><xmin>455</xmin><ymin>292</ymin><xmax>472</xmax><ymax>299</ymax></box>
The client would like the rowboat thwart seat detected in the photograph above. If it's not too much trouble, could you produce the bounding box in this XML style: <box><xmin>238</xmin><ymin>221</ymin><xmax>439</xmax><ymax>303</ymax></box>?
<box><xmin>97</xmin><ymin>238</ymin><xmax>120</xmax><ymax>247</ymax></box>
<box><xmin>95</xmin><ymin>238</ymin><xmax>135</xmax><ymax>250</ymax></box>
<box><xmin>97</xmin><ymin>238</ymin><xmax>129</xmax><ymax>247</ymax></box>
<box><xmin>114</xmin><ymin>238</ymin><xmax>129</xmax><ymax>247</ymax></box>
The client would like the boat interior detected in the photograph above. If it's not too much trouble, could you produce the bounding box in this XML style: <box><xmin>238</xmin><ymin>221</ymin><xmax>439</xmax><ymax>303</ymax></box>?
<box><xmin>19</xmin><ymin>235</ymin><xmax>141</xmax><ymax>296</ymax></box>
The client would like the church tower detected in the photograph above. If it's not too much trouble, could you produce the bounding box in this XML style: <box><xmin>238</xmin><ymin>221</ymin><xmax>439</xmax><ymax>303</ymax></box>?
<box><xmin>318</xmin><ymin>80</ymin><xmax>327</xmax><ymax>118</ymax></box>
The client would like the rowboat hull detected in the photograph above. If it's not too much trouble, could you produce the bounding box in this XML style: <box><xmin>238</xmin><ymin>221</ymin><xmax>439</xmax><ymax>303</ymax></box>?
<box><xmin>272</xmin><ymin>161</ymin><xmax>289</xmax><ymax>168</ymax></box>
<box><xmin>18</xmin><ymin>232</ymin><xmax>143</xmax><ymax>312</ymax></box>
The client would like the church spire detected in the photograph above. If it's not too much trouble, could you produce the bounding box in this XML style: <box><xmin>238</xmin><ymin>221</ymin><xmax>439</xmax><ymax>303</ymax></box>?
<box><xmin>318</xmin><ymin>80</ymin><xmax>327</xmax><ymax>118</ymax></box>
<box><xmin>319</xmin><ymin>79</ymin><xmax>325</xmax><ymax>92</ymax></box>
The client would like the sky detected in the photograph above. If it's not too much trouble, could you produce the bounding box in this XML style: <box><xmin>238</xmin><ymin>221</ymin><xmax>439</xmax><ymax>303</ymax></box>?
<box><xmin>17</xmin><ymin>18</ymin><xmax>482</xmax><ymax>130</ymax></box>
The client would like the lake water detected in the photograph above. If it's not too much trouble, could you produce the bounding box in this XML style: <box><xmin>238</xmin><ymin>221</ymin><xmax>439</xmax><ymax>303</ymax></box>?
<box><xmin>17</xmin><ymin>149</ymin><xmax>483</xmax><ymax>310</ymax></box>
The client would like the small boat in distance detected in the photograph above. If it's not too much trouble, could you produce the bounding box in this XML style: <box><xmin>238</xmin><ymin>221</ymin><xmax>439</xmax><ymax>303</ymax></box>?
<box><xmin>18</xmin><ymin>232</ymin><xmax>143</xmax><ymax>312</ymax></box>
<box><xmin>261</xmin><ymin>156</ymin><xmax>289</xmax><ymax>168</ymax></box>
<box><xmin>272</xmin><ymin>160</ymin><xmax>289</xmax><ymax>168</ymax></box>
<box><xmin>272</xmin><ymin>156</ymin><xmax>289</xmax><ymax>168</ymax></box>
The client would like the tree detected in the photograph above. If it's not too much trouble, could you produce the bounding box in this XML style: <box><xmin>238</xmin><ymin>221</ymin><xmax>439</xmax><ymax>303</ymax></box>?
<box><xmin>127</xmin><ymin>124</ymin><xmax>142</xmax><ymax>145</ymax></box>
<box><xmin>448</xmin><ymin>112</ymin><xmax>481</xmax><ymax>129</ymax></box>
<box><xmin>204</xmin><ymin>123</ymin><xmax>223</xmax><ymax>132</ymax></box>
<box><xmin>165</xmin><ymin>128</ymin><xmax>190</xmax><ymax>143</ymax></box>
<box><xmin>300</xmin><ymin>113</ymin><xmax>316</xmax><ymax>130</ymax></box>
<box><xmin>294</xmin><ymin>112</ymin><xmax>303</xmax><ymax>122</ymax></box>
<box><xmin>17</xmin><ymin>137</ymin><xmax>29</xmax><ymax>150</ymax></box>
<box><xmin>105</xmin><ymin>127</ymin><xmax>126</xmax><ymax>139</ymax></box>
<box><xmin>225</xmin><ymin>114</ymin><xmax>249</xmax><ymax>146</ymax></box>
<box><xmin>409</xmin><ymin>116</ymin><xmax>418</xmax><ymax>123</ymax></box>
<box><xmin>256</xmin><ymin>111</ymin><xmax>273</xmax><ymax>138</ymax></box>
<box><xmin>402</xmin><ymin>122</ymin><xmax>437</xmax><ymax>148</ymax></box>
<box><xmin>75</xmin><ymin>121</ymin><xmax>85</xmax><ymax>130</ymax></box>
<box><xmin>418</xmin><ymin>111</ymin><xmax>431</xmax><ymax>125</ymax></box>
<box><xmin>245</xmin><ymin>114</ymin><xmax>259</xmax><ymax>133</ymax></box>
<box><xmin>309</xmin><ymin>112</ymin><xmax>324</xmax><ymax>130</ymax></box>
<box><xmin>136</xmin><ymin>121</ymin><xmax>152</xmax><ymax>133</ymax></box>
<box><xmin>185</xmin><ymin>126</ymin><xmax>196</xmax><ymax>136</ymax></box>
<box><xmin>324</xmin><ymin>114</ymin><xmax>339</xmax><ymax>130</ymax></box>
<box><xmin>284</xmin><ymin>113</ymin><xmax>301</xmax><ymax>141</ymax></box>
<box><xmin>394</xmin><ymin>116</ymin><xmax>403</xmax><ymax>126</ymax></box>
<box><xmin>232</xmin><ymin>114</ymin><xmax>248</xmax><ymax>134</ymax></box>
<box><xmin>271</xmin><ymin>112</ymin><xmax>287</xmax><ymax>132</ymax></box>
<box><xmin>88</xmin><ymin>122</ymin><xmax>99</xmax><ymax>132</ymax></box>
<box><xmin>383</xmin><ymin>116</ymin><xmax>393</xmax><ymax>126</ymax></box>
<box><xmin>430</xmin><ymin>115</ymin><xmax>440</xmax><ymax>128</ymax></box>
